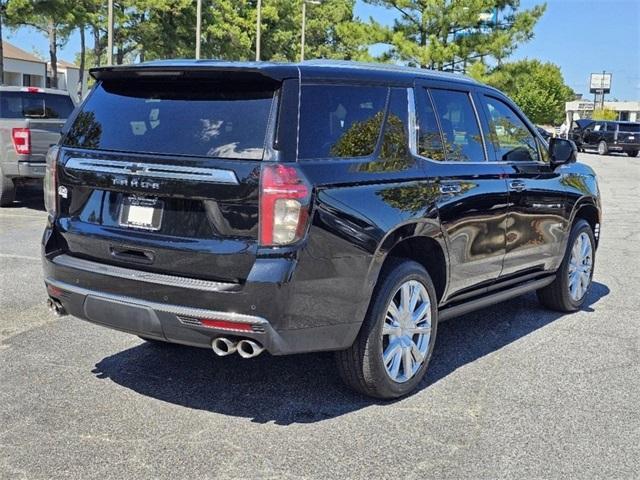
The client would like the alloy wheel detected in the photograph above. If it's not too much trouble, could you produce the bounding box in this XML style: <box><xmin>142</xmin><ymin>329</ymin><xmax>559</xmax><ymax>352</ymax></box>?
<box><xmin>381</xmin><ymin>280</ymin><xmax>432</xmax><ymax>383</ymax></box>
<box><xmin>568</xmin><ymin>231</ymin><xmax>593</xmax><ymax>301</ymax></box>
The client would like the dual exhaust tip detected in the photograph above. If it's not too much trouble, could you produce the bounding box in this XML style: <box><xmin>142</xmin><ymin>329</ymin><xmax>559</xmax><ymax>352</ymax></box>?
<box><xmin>212</xmin><ymin>337</ymin><xmax>264</xmax><ymax>358</ymax></box>
<box><xmin>47</xmin><ymin>297</ymin><xmax>67</xmax><ymax>317</ymax></box>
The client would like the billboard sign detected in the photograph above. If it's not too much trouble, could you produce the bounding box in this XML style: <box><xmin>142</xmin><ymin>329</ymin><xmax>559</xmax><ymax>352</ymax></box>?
<box><xmin>590</xmin><ymin>73</ymin><xmax>612</xmax><ymax>94</ymax></box>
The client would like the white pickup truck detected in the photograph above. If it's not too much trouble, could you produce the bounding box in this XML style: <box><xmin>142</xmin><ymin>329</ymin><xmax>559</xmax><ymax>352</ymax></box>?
<box><xmin>0</xmin><ymin>86</ymin><xmax>75</xmax><ymax>206</ymax></box>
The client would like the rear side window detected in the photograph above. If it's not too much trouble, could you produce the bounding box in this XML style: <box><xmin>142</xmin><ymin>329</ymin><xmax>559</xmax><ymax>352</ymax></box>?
<box><xmin>416</xmin><ymin>89</ymin><xmax>446</xmax><ymax>161</ymax></box>
<box><xmin>619</xmin><ymin>123</ymin><xmax>640</xmax><ymax>132</ymax></box>
<box><xmin>430</xmin><ymin>89</ymin><xmax>485</xmax><ymax>162</ymax></box>
<box><xmin>605</xmin><ymin>123</ymin><xmax>616</xmax><ymax>132</ymax></box>
<box><xmin>64</xmin><ymin>80</ymin><xmax>275</xmax><ymax>160</ymax></box>
<box><xmin>298</xmin><ymin>85</ymin><xmax>388</xmax><ymax>159</ymax></box>
<box><xmin>0</xmin><ymin>92</ymin><xmax>74</xmax><ymax>119</ymax></box>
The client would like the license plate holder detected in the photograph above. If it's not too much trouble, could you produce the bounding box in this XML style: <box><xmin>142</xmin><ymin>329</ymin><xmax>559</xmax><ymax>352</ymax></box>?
<box><xmin>119</xmin><ymin>196</ymin><xmax>164</xmax><ymax>231</ymax></box>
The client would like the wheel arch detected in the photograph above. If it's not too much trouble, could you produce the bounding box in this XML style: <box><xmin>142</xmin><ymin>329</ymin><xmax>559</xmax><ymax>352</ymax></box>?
<box><xmin>570</xmin><ymin>199</ymin><xmax>601</xmax><ymax>247</ymax></box>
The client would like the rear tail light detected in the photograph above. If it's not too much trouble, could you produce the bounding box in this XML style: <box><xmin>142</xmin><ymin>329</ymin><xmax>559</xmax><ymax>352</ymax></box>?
<box><xmin>259</xmin><ymin>164</ymin><xmax>311</xmax><ymax>246</ymax></box>
<box><xmin>44</xmin><ymin>145</ymin><xmax>59</xmax><ymax>216</ymax></box>
<box><xmin>11</xmin><ymin>128</ymin><xmax>31</xmax><ymax>155</ymax></box>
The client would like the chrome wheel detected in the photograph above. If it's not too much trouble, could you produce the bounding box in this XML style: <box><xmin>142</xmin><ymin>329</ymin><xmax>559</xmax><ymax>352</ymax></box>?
<box><xmin>568</xmin><ymin>232</ymin><xmax>593</xmax><ymax>301</ymax></box>
<box><xmin>381</xmin><ymin>280</ymin><xmax>432</xmax><ymax>383</ymax></box>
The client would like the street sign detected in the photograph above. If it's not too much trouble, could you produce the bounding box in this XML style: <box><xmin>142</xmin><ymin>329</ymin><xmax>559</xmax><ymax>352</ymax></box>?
<box><xmin>590</xmin><ymin>72</ymin><xmax>612</xmax><ymax>94</ymax></box>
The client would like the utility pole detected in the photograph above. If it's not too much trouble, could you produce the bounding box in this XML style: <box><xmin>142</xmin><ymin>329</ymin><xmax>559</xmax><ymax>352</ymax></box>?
<box><xmin>255</xmin><ymin>0</ymin><xmax>262</xmax><ymax>61</ymax></box>
<box><xmin>107</xmin><ymin>0</ymin><xmax>113</xmax><ymax>65</ymax></box>
<box><xmin>195</xmin><ymin>0</ymin><xmax>202</xmax><ymax>59</ymax></box>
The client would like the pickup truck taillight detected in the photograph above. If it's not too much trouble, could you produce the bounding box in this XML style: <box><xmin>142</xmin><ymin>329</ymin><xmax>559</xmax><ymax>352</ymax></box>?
<box><xmin>259</xmin><ymin>164</ymin><xmax>311</xmax><ymax>246</ymax></box>
<box><xmin>44</xmin><ymin>146</ymin><xmax>59</xmax><ymax>216</ymax></box>
<box><xmin>11</xmin><ymin>128</ymin><xmax>31</xmax><ymax>155</ymax></box>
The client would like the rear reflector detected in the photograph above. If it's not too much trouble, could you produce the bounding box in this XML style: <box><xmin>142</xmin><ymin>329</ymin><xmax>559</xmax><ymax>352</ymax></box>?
<box><xmin>22</xmin><ymin>87</ymin><xmax>43</xmax><ymax>93</ymax></box>
<box><xmin>11</xmin><ymin>128</ymin><xmax>31</xmax><ymax>155</ymax></box>
<box><xmin>47</xmin><ymin>284</ymin><xmax>64</xmax><ymax>297</ymax></box>
<box><xmin>199</xmin><ymin>319</ymin><xmax>255</xmax><ymax>332</ymax></box>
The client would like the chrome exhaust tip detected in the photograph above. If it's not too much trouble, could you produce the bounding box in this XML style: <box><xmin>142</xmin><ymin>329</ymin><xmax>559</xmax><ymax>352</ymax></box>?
<box><xmin>211</xmin><ymin>337</ymin><xmax>237</xmax><ymax>356</ymax></box>
<box><xmin>237</xmin><ymin>339</ymin><xmax>265</xmax><ymax>359</ymax></box>
<box><xmin>47</xmin><ymin>297</ymin><xmax>67</xmax><ymax>317</ymax></box>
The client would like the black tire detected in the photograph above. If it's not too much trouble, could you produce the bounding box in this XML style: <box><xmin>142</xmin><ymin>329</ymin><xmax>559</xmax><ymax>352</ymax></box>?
<box><xmin>628</xmin><ymin>150</ymin><xmax>639</xmax><ymax>157</ymax></box>
<box><xmin>0</xmin><ymin>169</ymin><xmax>16</xmax><ymax>207</ymax></box>
<box><xmin>597</xmin><ymin>140</ymin><xmax>608</xmax><ymax>156</ymax></box>
<box><xmin>537</xmin><ymin>219</ymin><xmax>595</xmax><ymax>312</ymax></box>
<box><xmin>335</xmin><ymin>258</ymin><xmax>438</xmax><ymax>399</ymax></box>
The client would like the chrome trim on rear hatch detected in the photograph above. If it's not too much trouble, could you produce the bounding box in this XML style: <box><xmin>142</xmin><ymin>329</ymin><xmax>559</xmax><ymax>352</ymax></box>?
<box><xmin>52</xmin><ymin>254</ymin><xmax>239</xmax><ymax>292</ymax></box>
<box><xmin>64</xmin><ymin>157</ymin><xmax>239</xmax><ymax>184</ymax></box>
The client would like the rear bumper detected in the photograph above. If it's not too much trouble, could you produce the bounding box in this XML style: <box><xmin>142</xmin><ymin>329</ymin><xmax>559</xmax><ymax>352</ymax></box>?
<box><xmin>3</xmin><ymin>161</ymin><xmax>46</xmax><ymax>178</ymax></box>
<box><xmin>610</xmin><ymin>143</ymin><xmax>640</xmax><ymax>152</ymax></box>
<box><xmin>42</xmin><ymin>250</ymin><xmax>363</xmax><ymax>355</ymax></box>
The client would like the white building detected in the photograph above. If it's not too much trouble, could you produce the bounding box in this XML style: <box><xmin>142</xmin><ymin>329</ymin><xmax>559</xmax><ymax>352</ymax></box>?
<box><xmin>566</xmin><ymin>100</ymin><xmax>640</xmax><ymax>125</ymax></box>
<box><xmin>48</xmin><ymin>60</ymin><xmax>86</xmax><ymax>102</ymax></box>
<box><xmin>1</xmin><ymin>41</ymin><xmax>47</xmax><ymax>88</ymax></box>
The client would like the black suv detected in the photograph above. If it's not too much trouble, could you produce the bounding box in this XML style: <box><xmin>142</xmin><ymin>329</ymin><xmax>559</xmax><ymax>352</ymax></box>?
<box><xmin>570</xmin><ymin>119</ymin><xmax>640</xmax><ymax>156</ymax></box>
<box><xmin>42</xmin><ymin>61</ymin><xmax>601</xmax><ymax>398</ymax></box>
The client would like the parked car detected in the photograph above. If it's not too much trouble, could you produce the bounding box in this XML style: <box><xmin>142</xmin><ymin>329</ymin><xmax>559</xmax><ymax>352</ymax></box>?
<box><xmin>0</xmin><ymin>86</ymin><xmax>75</xmax><ymax>206</ymax></box>
<box><xmin>570</xmin><ymin>119</ymin><xmax>640</xmax><ymax>156</ymax></box>
<box><xmin>42</xmin><ymin>61</ymin><xmax>601</xmax><ymax>398</ymax></box>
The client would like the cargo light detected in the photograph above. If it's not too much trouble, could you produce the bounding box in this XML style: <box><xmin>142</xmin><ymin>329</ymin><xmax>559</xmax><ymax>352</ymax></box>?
<box><xmin>259</xmin><ymin>164</ymin><xmax>311</xmax><ymax>246</ymax></box>
<box><xmin>11</xmin><ymin>128</ymin><xmax>31</xmax><ymax>155</ymax></box>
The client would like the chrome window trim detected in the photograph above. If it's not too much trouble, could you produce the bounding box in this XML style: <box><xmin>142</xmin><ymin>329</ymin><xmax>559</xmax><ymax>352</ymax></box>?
<box><xmin>407</xmin><ymin>87</ymin><xmax>418</xmax><ymax>155</ymax></box>
<box><xmin>52</xmin><ymin>254</ymin><xmax>239</xmax><ymax>293</ymax></box>
<box><xmin>64</xmin><ymin>157</ymin><xmax>239</xmax><ymax>184</ymax></box>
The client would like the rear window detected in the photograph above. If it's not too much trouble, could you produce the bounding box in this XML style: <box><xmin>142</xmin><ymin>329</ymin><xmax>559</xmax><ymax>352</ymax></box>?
<box><xmin>618</xmin><ymin>123</ymin><xmax>640</xmax><ymax>132</ymax></box>
<box><xmin>298</xmin><ymin>85</ymin><xmax>388</xmax><ymax>159</ymax></box>
<box><xmin>0</xmin><ymin>91</ymin><xmax>74</xmax><ymax>119</ymax></box>
<box><xmin>63</xmin><ymin>80</ymin><xmax>275</xmax><ymax>160</ymax></box>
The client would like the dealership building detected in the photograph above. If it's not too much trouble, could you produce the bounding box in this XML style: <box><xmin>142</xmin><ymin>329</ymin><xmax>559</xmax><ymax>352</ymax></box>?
<box><xmin>565</xmin><ymin>100</ymin><xmax>640</xmax><ymax>125</ymax></box>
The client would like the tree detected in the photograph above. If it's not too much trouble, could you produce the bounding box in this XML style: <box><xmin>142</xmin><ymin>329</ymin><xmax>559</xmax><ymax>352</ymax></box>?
<box><xmin>5</xmin><ymin>0</ymin><xmax>75</xmax><ymax>88</ymax></box>
<box><xmin>469</xmin><ymin>59</ymin><xmax>574</xmax><ymax>125</ymax></box>
<box><xmin>592</xmin><ymin>108</ymin><xmax>617</xmax><ymax>121</ymax></box>
<box><xmin>364</xmin><ymin>0</ymin><xmax>546</xmax><ymax>71</ymax></box>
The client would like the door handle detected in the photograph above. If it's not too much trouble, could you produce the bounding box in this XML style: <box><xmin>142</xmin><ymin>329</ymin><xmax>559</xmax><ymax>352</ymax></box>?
<box><xmin>439</xmin><ymin>183</ymin><xmax>462</xmax><ymax>194</ymax></box>
<box><xmin>508</xmin><ymin>180</ymin><xmax>526</xmax><ymax>192</ymax></box>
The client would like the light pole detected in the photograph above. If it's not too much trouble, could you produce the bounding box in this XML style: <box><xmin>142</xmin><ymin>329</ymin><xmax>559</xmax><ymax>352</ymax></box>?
<box><xmin>195</xmin><ymin>0</ymin><xmax>202</xmax><ymax>59</ymax></box>
<box><xmin>255</xmin><ymin>0</ymin><xmax>262</xmax><ymax>61</ymax></box>
<box><xmin>300</xmin><ymin>0</ymin><xmax>321</xmax><ymax>62</ymax></box>
<box><xmin>107</xmin><ymin>0</ymin><xmax>114</xmax><ymax>65</ymax></box>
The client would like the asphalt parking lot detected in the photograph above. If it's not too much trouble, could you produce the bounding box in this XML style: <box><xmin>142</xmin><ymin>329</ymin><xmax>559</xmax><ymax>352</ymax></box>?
<box><xmin>1</xmin><ymin>152</ymin><xmax>638</xmax><ymax>479</ymax></box>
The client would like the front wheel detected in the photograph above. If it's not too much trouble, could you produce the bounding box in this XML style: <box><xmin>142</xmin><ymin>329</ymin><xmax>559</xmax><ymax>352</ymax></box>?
<box><xmin>597</xmin><ymin>141</ymin><xmax>608</xmax><ymax>155</ymax></box>
<box><xmin>335</xmin><ymin>259</ymin><xmax>438</xmax><ymax>399</ymax></box>
<box><xmin>537</xmin><ymin>219</ymin><xmax>595</xmax><ymax>312</ymax></box>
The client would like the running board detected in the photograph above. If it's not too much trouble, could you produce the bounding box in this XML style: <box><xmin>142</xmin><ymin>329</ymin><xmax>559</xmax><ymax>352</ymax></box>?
<box><xmin>438</xmin><ymin>275</ymin><xmax>556</xmax><ymax>322</ymax></box>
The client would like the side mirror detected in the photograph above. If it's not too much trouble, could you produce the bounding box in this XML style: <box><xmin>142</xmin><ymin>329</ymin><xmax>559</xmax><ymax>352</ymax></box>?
<box><xmin>549</xmin><ymin>138</ymin><xmax>577</xmax><ymax>168</ymax></box>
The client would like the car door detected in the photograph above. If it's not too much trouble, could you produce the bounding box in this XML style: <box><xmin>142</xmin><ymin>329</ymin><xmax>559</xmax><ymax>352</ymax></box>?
<box><xmin>476</xmin><ymin>92</ymin><xmax>569</xmax><ymax>277</ymax></box>
<box><xmin>583</xmin><ymin>121</ymin><xmax>604</xmax><ymax>146</ymax></box>
<box><xmin>413</xmin><ymin>82</ymin><xmax>509</xmax><ymax>299</ymax></box>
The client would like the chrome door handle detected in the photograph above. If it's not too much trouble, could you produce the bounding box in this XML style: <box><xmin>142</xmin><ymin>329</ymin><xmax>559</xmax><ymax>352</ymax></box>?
<box><xmin>509</xmin><ymin>180</ymin><xmax>526</xmax><ymax>192</ymax></box>
<box><xmin>439</xmin><ymin>183</ymin><xmax>462</xmax><ymax>194</ymax></box>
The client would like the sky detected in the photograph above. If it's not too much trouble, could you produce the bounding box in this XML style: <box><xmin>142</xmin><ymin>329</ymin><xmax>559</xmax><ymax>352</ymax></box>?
<box><xmin>4</xmin><ymin>0</ymin><xmax>640</xmax><ymax>100</ymax></box>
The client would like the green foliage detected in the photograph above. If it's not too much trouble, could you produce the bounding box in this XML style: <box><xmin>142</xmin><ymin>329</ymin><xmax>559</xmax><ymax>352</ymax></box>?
<box><xmin>471</xmin><ymin>59</ymin><xmax>574</xmax><ymax>125</ymax></box>
<box><xmin>364</xmin><ymin>0</ymin><xmax>546</xmax><ymax>70</ymax></box>
<box><xmin>592</xmin><ymin>108</ymin><xmax>617</xmax><ymax>121</ymax></box>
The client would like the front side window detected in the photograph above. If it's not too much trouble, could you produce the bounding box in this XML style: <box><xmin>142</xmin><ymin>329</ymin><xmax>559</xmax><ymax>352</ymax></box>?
<box><xmin>298</xmin><ymin>85</ymin><xmax>388</xmax><ymax>159</ymax></box>
<box><xmin>430</xmin><ymin>89</ymin><xmax>485</xmax><ymax>162</ymax></box>
<box><xmin>482</xmin><ymin>96</ymin><xmax>540</xmax><ymax>162</ymax></box>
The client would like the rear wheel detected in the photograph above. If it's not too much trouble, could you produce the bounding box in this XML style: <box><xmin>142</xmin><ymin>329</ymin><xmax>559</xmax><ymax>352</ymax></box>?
<box><xmin>336</xmin><ymin>259</ymin><xmax>438</xmax><ymax>399</ymax></box>
<box><xmin>0</xmin><ymin>169</ymin><xmax>16</xmax><ymax>207</ymax></box>
<box><xmin>597</xmin><ymin>141</ymin><xmax>608</xmax><ymax>155</ymax></box>
<box><xmin>537</xmin><ymin>219</ymin><xmax>595</xmax><ymax>312</ymax></box>
<box><xmin>628</xmin><ymin>150</ymin><xmax>639</xmax><ymax>157</ymax></box>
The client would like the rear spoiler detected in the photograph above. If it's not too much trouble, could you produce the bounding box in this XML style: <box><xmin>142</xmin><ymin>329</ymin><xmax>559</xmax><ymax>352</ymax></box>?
<box><xmin>90</xmin><ymin>61</ymin><xmax>298</xmax><ymax>84</ymax></box>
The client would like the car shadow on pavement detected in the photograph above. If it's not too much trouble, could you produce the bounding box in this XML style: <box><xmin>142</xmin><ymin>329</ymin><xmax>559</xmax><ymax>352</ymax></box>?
<box><xmin>92</xmin><ymin>282</ymin><xmax>609</xmax><ymax>425</ymax></box>
<box><xmin>6</xmin><ymin>185</ymin><xmax>45</xmax><ymax>211</ymax></box>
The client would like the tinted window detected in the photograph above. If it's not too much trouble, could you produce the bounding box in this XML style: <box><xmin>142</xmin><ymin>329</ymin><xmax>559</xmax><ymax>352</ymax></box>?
<box><xmin>619</xmin><ymin>123</ymin><xmax>640</xmax><ymax>132</ymax></box>
<box><xmin>64</xmin><ymin>80</ymin><xmax>275</xmax><ymax>160</ymax></box>
<box><xmin>430</xmin><ymin>89</ymin><xmax>485</xmax><ymax>162</ymax></box>
<box><xmin>606</xmin><ymin>123</ymin><xmax>617</xmax><ymax>132</ymax></box>
<box><xmin>416</xmin><ymin>89</ymin><xmax>446</xmax><ymax>161</ymax></box>
<box><xmin>0</xmin><ymin>92</ymin><xmax>74</xmax><ymax>119</ymax></box>
<box><xmin>482</xmin><ymin>96</ymin><xmax>539</xmax><ymax>162</ymax></box>
<box><xmin>298</xmin><ymin>85</ymin><xmax>387</xmax><ymax>159</ymax></box>
<box><xmin>379</xmin><ymin>88</ymin><xmax>410</xmax><ymax>162</ymax></box>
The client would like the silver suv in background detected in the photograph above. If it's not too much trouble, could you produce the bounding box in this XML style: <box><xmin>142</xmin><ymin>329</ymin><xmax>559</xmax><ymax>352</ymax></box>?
<box><xmin>0</xmin><ymin>86</ymin><xmax>75</xmax><ymax>206</ymax></box>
